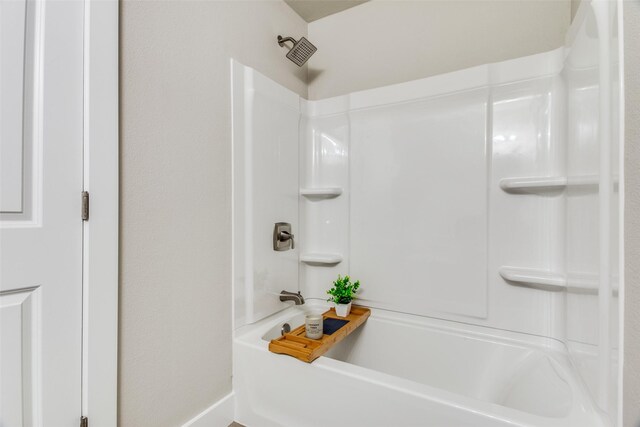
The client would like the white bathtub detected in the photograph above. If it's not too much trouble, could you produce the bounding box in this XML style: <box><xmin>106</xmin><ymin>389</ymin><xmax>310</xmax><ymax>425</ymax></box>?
<box><xmin>233</xmin><ymin>301</ymin><xmax>608</xmax><ymax>427</ymax></box>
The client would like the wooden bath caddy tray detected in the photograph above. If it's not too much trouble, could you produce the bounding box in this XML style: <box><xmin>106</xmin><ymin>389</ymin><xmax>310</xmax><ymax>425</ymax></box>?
<box><xmin>269</xmin><ymin>306</ymin><xmax>371</xmax><ymax>363</ymax></box>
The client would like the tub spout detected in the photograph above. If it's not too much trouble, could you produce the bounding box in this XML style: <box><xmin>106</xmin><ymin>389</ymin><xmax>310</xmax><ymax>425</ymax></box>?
<box><xmin>280</xmin><ymin>290</ymin><xmax>305</xmax><ymax>305</ymax></box>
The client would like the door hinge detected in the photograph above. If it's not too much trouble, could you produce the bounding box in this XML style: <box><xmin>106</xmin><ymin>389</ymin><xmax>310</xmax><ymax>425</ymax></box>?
<box><xmin>80</xmin><ymin>416</ymin><xmax>88</xmax><ymax>427</ymax></box>
<box><xmin>81</xmin><ymin>191</ymin><xmax>89</xmax><ymax>221</ymax></box>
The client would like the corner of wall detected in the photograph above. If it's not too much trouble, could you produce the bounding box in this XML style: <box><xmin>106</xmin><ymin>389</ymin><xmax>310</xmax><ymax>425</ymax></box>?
<box><xmin>624</xmin><ymin>2</ymin><xmax>640</xmax><ymax>425</ymax></box>
<box><xmin>180</xmin><ymin>393</ymin><xmax>235</xmax><ymax>427</ymax></box>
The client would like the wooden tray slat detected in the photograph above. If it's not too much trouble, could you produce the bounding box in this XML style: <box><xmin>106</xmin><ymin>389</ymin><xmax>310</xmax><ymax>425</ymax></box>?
<box><xmin>268</xmin><ymin>306</ymin><xmax>370</xmax><ymax>363</ymax></box>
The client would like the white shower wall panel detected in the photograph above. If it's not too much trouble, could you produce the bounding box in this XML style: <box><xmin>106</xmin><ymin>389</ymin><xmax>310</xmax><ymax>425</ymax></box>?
<box><xmin>565</xmin><ymin>73</ymin><xmax>600</xmax><ymax>348</ymax></box>
<box><xmin>562</xmin><ymin>1</ymin><xmax>622</xmax><ymax>415</ymax></box>
<box><xmin>301</xmin><ymin>52</ymin><xmax>568</xmax><ymax>337</ymax></box>
<box><xmin>489</xmin><ymin>76</ymin><xmax>566</xmax><ymax>338</ymax></box>
<box><xmin>349</xmin><ymin>88</ymin><xmax>489</xmax><ymax>318</ymax></box>
<box><xmin>231</xmin><ymin>50</ymin><xmax>573</xmax><ymax>337</ymax></box>
<box><xmin>251</xmin><ymin>87</ymin><xmax>300</xmax><ymax>307</ymax></box>
<box><xmin>232</xmin><ymin>61</ymin><xmax>300</xmax><ymax>327</ymax></box>
<box><xmin>299</xmin><ymin>112</ymin><xmax>350</xmax><ymax>299</ymax></box>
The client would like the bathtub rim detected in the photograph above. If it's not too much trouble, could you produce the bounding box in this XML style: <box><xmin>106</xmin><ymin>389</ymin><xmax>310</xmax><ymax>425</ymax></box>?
<box><xmin>239</xmin><ymin>300</ymin><xmax>566</xmax><ymax>353</ymax></box>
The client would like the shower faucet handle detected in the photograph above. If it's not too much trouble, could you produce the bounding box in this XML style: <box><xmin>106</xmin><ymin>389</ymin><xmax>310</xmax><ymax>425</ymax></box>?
<box><xmin>273</xmin><ymin>222</ymin><xmax>295</xmax><ymax>251</ymax></box>
<box><xmin>278</xmin><ymin>231</ymin><xmax>295</xmax><ymax>249</ymax></box>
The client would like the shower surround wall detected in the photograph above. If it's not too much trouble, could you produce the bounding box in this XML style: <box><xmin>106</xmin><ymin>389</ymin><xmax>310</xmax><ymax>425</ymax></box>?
<box><xmin>300</xmin><ymin>51</ymin><xmax>567</xmax><ymax>337</ymax></box>
<box><xmin>232</xmin><ymin>1</ymin><xmax>621</xmax><ymax>424</ymax></box>
<box><xmin>563</xmin><ymin>2</ymin><xmax>621</xmax><ymax>413</ymax></box>
<box><xmin>232</xmin><ymin>64</ymin><xmax>301</xmax><ymax>328</ymax></box>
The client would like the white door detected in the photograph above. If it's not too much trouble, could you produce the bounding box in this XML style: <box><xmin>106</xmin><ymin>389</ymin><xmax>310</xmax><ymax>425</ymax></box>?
<box><xmin>0</xmin><ymin>0</ymin><xmax>84</xmax><ymax>425</ymax></box>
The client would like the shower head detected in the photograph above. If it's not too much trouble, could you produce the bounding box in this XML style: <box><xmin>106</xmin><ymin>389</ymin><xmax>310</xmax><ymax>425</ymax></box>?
<box><xmin>277</xmin><ymin>35</ymin><xmax>317</xmax><ymax>67</ymax></box>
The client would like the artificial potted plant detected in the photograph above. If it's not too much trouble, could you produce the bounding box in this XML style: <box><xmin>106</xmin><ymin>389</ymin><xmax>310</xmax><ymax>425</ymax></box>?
<box><xmin>327</xmin><ymin>275</ymin><xmax>360</xmax><ymax>317</ymax></box>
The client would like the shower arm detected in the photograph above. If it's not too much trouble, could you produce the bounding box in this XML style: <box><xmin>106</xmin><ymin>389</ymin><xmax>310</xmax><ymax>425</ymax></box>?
<box><xmin>277</xmin><ymin>35</ymin><xmax>297</xmax><ymax>48</ymax></box>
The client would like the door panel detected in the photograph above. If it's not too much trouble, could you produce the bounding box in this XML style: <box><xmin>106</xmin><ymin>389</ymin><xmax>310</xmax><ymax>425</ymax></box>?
<box><xmin>0</xmin><ymin>0</ymin><xmax>84</xmax><ymax>425</ymax></box>
<box><xmin>0</xmin><ymin>289</ymin><xmax>40</xmax><ymax>426</ymax></box>
<box><xmin>0</xmin><ymin>0</ymin><xmax>27</xmax><ymax>213</ymax></box>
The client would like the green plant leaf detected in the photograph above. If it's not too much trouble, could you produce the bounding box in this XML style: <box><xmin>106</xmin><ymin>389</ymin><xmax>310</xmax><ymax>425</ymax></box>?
<box><xmin>326</xmin><ymin>274</ymin><xmax>361</xmax><ymax>304</ymax></box>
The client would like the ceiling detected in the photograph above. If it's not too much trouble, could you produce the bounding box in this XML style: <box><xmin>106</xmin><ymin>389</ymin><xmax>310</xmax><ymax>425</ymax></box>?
<box><xmin>284</xmin><ymin>0</ymin><xmax>369</xmax><ymax>22</ymax></box>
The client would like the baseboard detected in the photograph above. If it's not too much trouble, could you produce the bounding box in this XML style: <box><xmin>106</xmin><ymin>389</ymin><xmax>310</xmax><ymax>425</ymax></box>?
<box><xmin>181</xmin><ymin>392</ymin><xmax>235</xmax><ymax>427</ymax></box>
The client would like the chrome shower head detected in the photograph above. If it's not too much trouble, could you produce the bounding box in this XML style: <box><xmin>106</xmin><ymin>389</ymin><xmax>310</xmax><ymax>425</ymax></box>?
<box><xmin>277</xmin><ymin>35</ymin><xmax>317</xmax><ymax>67</ymax></box>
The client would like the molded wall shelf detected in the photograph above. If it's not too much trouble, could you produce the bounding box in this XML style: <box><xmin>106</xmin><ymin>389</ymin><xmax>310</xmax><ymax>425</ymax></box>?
<box><xmin>499</xmin><ymin>267</ymin><xmax>567</xmax><ymax>289</ymax></box>
<box><xmin>300</xmin><ymin>187</ymin><xmax>343</xmax><ymax>198</ymax></box>
<box><xmin>499</xmin><ymin>175</ymin><xmax>602</xmax><ymax>193</ymax></box>
<box><xmin>300</xmin><ymin>253</ymin><xmax>343</xmax><ymax>265</ymax></box>
<box><xmin>500</xmin><ymin>176</ymin><xmax>568</xmax><ymax>192</ymax></box>
<box><xmin>499</xmin><ymin>267</ymin><xmax>609</xmax><ymax>293</ymax></box>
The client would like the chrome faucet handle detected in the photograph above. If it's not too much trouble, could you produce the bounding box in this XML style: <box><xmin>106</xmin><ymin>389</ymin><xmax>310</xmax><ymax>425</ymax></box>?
<box><xmin>278</xmin><ymin>230</ymin><xmax>295</xmax><ymax>249</ymax></box>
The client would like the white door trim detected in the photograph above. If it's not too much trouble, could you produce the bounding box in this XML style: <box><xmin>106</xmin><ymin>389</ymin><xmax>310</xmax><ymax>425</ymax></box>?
<box><xmin>82</xmin><ymin>0</ymin><xmax>119</xmax><ymax>425</ymax></box>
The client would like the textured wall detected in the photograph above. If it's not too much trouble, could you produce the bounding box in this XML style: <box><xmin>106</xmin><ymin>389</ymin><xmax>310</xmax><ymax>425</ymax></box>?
<box><xmin>119</xmin><ymin>2</ymin><xmax>306</xmax><ymax>426</ymax></box>
<box><xmin>624</xmin><ymin>2</ymin><xmax>640</xmax><ymax>426</ymax></box>
<box><xmin>307</xmin><ymin>0</ymin><xmax>571</xmax><ymax>99</ymax></box>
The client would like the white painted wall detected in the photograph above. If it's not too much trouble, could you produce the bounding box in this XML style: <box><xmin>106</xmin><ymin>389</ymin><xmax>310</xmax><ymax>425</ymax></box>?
<box><xmin>119</xmin><ymin>2</ymin><xmax>306</xmax><ymax>426</ymax></box>
<box><xmin>307</xmin><ymin>0</ymin><xmax>571</xmax><ymax>99</ymax></box>
<box><xmin>624</xmin><ymin>2</ymin><xmax>640</xmax><ymax>425</ymax></box>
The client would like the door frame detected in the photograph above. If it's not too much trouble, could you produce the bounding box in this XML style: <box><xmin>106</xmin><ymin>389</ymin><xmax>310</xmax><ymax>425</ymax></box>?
<box><xmin>82</xmin><ymin>0</ymin><xmax>119</xmax><ymax>425</ymax></box>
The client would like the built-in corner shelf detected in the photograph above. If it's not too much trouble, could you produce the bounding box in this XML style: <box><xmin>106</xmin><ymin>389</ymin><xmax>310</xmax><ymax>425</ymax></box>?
<box><xmin>499</xmin><ymin>175</ymin><xmax>601</xmax><ymax>193</ymax></box>
<box><xmin>300</xmin><ymin>187</ymin><xmax>343</xmax><ymax>199</ymax></box>
<box><xmin>499</xmin><ymin>267</ymin><xmax>567</xmax><ymax>290</ymax></box>
<box><xmin>300</xmin><ymin>253</ymin><xmax>343</xmax><ymax>266</ymax></box>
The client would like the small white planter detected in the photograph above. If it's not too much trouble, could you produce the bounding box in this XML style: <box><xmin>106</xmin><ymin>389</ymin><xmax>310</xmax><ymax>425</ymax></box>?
<box><xmin>334</xmin><ymin>302</ymin><xmax>352</xmax><ymax>317</ymax></box>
